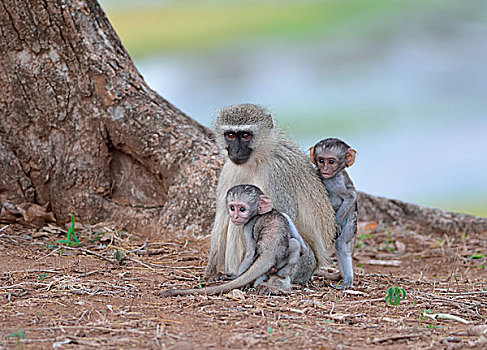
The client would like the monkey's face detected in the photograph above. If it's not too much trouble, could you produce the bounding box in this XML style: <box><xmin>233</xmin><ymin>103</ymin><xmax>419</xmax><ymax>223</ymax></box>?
<box><xmin>224</xmin><ymin>131</ymin><xmax>253</xmax><ymax>165</ymax></box>
<box><xmin>227</xmin><ymin>200</ymin><xmax>251</xmax><ymax>225</ymax></box>
<box><xmin>316</xmin><ymin>152</ymin><xmax>341</xmax><ymax>179</ymax></box>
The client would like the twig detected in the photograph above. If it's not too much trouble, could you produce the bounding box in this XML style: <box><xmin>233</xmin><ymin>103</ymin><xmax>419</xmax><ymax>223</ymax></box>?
<box><xmin>14</xmin><ymin>325</ymin><xmax>146</xmax><ymax>334</ymax></box>
<box><xmin>416</xmin><ymin>291</ymin><xmax>484</xmax><ymax>308</ymax></box>
<box><xmin>446</xmin><ymin>246</ymin><xmax>459</xmax><ymax>293</ymax></box>
<box><xmin>363</xmin><ymin>259</ymin><xmax>401</xmax><ymax>266</ymax></box>
<box><xmin>438</xmin><ymin>291</ymin><xmax>487</xmax><ymax>296</ymax></box>
<box><xmin>0</xmin><ymin>224</ymin><xmax>9</xmax><ymax>232</ymax></box>
<box><xmin>0</xmin><ymin>282</ymin><xmax>51</xmax><ymax>289</ymax></box>
<box><xmin>348</xmin><ymin>298</ymin><xmax>384</xmax><ymax>304</ymax></box>
<box><xmin>126</xmin><ymin>238</ymin><xmax>148</xmax><ymax>254</ymax></box>
<box><xmin>125</xmin><ymin>257</ymin><xmax>155</xmax><ymax>271</ymax></box>
<box><xmin>17</xmin><ymin>338</ymin><xmax>57</xmax><ymax>343</ymax></box>
<box><xmin>371</xmin><ymin>334</ymin><xmax>422</xmax><ymax>344</ymax></box>
<box><xmin>59</xmin><ymin>245</ymin><xmax>116</xmax><ymax>263</ymax></box>
<box><xmin>36</xmin><ymin>247</ymin><xmax>62</xmax><ymax>261</ymax></box>
<box><xmin>422</xmin><ymin>311</ymin><xmax>470</xmax><ymax>324</ymax></box>
<box><xmin>0</xmin><ymin>269</ymin><xmax>62</xmax><ymax>276</ymax></box>
<box><xmin>76</xmin><ymin>270</ymin><xmax>104</xmax><ymax>277</ymax></box>
<box><xmin>75</xmin><ymin>310</ymin><xmax>89</xmax><ymax>324</ymax></box>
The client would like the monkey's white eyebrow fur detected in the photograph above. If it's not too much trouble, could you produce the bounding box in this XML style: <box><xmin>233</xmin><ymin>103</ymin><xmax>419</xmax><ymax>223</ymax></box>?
<box><xmin>218</xmin><ymin>124</ymin><xmax>259</xmax><ymax>131</ymax></box>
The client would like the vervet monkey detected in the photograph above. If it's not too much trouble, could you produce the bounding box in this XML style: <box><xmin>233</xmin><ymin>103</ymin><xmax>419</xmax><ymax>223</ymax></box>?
<box><xmin>229</xmin><ymin>185</ymin><xmax>316</xmax><ymax>287</ymax></box>
<box><xmin>204</xmin><ymin>104</ymin><xmax>335</xmax><ymax>282</ymax></box>
<box><xmin>310</xmin><ymin>138</ymin><xmax>357</xmax><ymax>289</ymax></box>
<box><xmin>161</xmin><ymin>185</ymin><xmax>315</xmax><ymax>296</ymax></box>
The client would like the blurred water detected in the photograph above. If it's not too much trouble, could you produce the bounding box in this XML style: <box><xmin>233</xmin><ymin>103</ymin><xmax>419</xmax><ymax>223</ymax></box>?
<box><xmin>133</xmin><ymin>4</ymin><xmax>487</xmax><ymax>214</ymax></box>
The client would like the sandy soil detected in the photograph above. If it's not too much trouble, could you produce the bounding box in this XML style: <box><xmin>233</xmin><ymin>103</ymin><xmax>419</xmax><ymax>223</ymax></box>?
<box><xmin>0</xmin><ymin>221</ymin><xmax>486</xmax><ymax>349</ymax></box>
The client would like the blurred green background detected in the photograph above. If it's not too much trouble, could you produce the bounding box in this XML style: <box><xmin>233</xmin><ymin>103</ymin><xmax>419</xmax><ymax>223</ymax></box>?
<box><xmin>100</xmin><ymin>0</ymin><xmax>487</xmax><ymax>217</ymax></box>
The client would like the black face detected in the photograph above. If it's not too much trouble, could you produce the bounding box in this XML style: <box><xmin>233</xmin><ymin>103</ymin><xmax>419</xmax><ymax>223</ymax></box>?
<box><xmin>224</xmin><ymin>131</ymin><xmax>253</xmax><ymax>165</ymax></box>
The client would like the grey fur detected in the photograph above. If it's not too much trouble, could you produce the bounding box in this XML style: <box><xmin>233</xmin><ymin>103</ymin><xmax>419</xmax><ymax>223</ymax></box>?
<box><xmin>161</xmin><ymin>185</ymin><xmax>314</xmax><ymax>296</ymax></box>
<box><xmin>205</xmin><ymin>104</ymin><xmax>335</xmax><ymax>284</ymax></box>
<box><xmin>313</xmin><ymin>138</ymin><xmax>358</xmax><ymax>289</ymax></box>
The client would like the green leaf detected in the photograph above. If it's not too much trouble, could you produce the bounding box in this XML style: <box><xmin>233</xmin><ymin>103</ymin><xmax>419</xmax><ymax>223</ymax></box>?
<box><xmin>114</xmin><ymin>250</ymin><xmax>124</xmax><ymax>264</ymax></box>
<box><xmin>9</xmin><ymin>327</ymin><xmax>25</xmax><ymax>339</ymax></box>
<box><xmin>469</xmin><ymin>252</ymin><xmax>485</xmax><ymax>260</ymax></box>
<box><xmin>385</xmin><ymin>286</ymin><xmax>406</xmax><ymax>306</ymax></box>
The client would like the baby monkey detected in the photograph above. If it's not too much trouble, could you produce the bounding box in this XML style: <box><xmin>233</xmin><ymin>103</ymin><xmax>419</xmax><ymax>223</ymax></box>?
<box><xmin>161</xmin><ymin>185</ymin><xmax>315</xmax><ymax>297</ymax></box>
<box><xmin>310</xmin><ymin>138</ymin><xmax>357</xmax><ymax>289</ymax></box>
<box><xmin>231</xmin><ymin>185</ymin><xmax>312</xmax><ymax>290</ymax></box>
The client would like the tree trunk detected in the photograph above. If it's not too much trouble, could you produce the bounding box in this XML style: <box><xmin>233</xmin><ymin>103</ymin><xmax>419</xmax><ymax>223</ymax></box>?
<box><xmin>0</xmin><ymin>0</ymin><xmax>222</xmax><ymax>236</ymax></box>
<box><xmin>358</xmin><ymin>192</ymin><xmax>487</xmax><ymax>235</ymax></box>
<box><xmin>1</xmin><ymin>0</ymin><xmax>485</xmax><ymax>237</ymax></box>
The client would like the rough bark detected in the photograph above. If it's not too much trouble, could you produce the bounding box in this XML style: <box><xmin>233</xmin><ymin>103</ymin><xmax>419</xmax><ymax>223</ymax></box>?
<box><xmin>358</xmin><ymin>192</ymin><xmax>487</xmax><ymax>235</ymax></box>
<box><xmin>0</xmin><ymin>0</ymin><xmax>221</xmax><ymax>236</ymax></box>
<box><xmin>1</xmin><ymin>0</ymin><xmax>485</xmax><ymax>238</ymax></box>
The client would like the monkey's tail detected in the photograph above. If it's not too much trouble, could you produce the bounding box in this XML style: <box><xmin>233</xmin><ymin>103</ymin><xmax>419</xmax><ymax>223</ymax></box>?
<box><xmin>161</xmin><ymin>255</ymin><xmax>275</xmax><ymax>297</ymax></box>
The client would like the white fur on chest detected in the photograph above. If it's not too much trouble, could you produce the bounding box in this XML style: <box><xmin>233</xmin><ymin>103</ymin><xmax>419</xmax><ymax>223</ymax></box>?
<box><xmin>222</xmin><ymin>161</ymin><xmax>268</xmax><ymax>192</ymax></box>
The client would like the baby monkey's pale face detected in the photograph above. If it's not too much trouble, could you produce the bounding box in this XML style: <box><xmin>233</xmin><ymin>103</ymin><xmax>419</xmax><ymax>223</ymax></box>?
<box><xmin>316</xmin><ymin>152</ymin><xmax>340</xmax><ymax>179</ymax></box>
<box><xmin>227</xmin><ymin>201</ymin><xmax>251</xmax><ymax>226</ymax></box>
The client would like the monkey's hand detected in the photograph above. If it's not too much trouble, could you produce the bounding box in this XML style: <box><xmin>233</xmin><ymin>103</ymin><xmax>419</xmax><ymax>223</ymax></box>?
<box><xmin>206</xmin><ymin>272</ymin><xmax>235</xmax><ymax>282</ymax></box>
<box><xmin>314</xmin><ymin>267</ymin><xmax>341</xmax><ymax>281</ymax></box>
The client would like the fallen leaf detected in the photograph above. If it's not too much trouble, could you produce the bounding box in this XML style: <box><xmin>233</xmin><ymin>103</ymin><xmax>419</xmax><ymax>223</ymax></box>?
<box><xmin>395</xmin><ymin>241</ymin><xmax>406</xmax><ymax>253</ymax></box>
<box><xmin>364</xmin><ymin>222</ymin><xmax>378</xmax><ymax>231</ymax></box>
<box><xmin>230</xmin><ymin>289</ymin><xmax>246</xmax><ymax>300</ymax></box>
<box><xmin>363</xmin><ymin>259</ymin><xmax>401</xmax><ymax>266</ymax></box>
<box><xmin>32</xmin><ymin>231</ymin><xmax>51</xmax><ymax>238</ymax></box>
<box><xmin>17</xmin><ymin>203</ymin><xmax>55</xmax><ymax>227</ymax></box>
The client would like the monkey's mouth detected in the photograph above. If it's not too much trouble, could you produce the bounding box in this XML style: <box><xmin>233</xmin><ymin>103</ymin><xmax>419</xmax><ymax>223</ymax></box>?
<box><xmin>229</xmin><ymin>156</ymin><xmax>250</xmax><ymax>165</ymax></box>
<box><xmin>231</xmin><ymin>218</ymin><xmax>246</xmax><ymax>226</ymax></box>
<box><xmin>321</xmin><ymin>172</ymin><xmax>333</xmax><ymax>178</ymax></box>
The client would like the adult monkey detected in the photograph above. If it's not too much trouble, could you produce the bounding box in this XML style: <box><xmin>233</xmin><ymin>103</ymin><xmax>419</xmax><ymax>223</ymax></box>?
<box><xmin>204</xmin><ymin>104</ymin><xmax>336</xmax><ymax>281</ymax></box>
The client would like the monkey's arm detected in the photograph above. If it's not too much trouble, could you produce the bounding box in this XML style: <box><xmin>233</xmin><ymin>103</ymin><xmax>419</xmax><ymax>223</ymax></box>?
<box><xmin>334</xmin><ymin>174</ymin><xmax>357</xmax><ymax>226</ymax></box>
<box><xmin>335</xmin><ymin>191</ymin><xmax>356</xmax><ymax>225</ymax></box>
<box><xmin>237</xmin><ymin>218</ymin><xmax>258</xmax><ymax>276</ymax></box>
<box><xmin>282</xmin><ymin>213</ymin><xmax>308</xmax><ymax>252</ymax></box>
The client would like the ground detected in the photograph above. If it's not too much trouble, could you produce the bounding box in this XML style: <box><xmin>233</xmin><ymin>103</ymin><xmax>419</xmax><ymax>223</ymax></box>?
<box><xmin>0</xmin><ymin>220</ymin><xmax>486</xmax><ymax>349</ymax></box>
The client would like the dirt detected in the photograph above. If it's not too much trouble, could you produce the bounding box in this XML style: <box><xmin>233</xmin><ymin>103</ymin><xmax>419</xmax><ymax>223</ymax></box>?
<box><xmin>0</xmin><ymin>221</ymin><xmax>486</xmax><ymax>349</ymax></box>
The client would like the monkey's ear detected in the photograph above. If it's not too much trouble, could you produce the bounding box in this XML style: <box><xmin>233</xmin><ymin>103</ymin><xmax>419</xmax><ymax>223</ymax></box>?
<box><xmin>309</xmin><ymin>146</ymin><xmax>316</xmax><ymax>165</ymax></box>
<box><xmin>345</xmin><ymin>149</ymin><xmax>357</xmax><ymax>167</ymax></box>
<box><xmin>258</xmin><ymin>195</ymin><xmax>272</xmax><ymax>215</ymax></box>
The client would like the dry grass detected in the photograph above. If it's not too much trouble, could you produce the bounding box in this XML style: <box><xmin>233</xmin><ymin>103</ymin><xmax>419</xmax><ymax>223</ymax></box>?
<box><xmin>0</xmin><ymin>221</ymin><xmax>486</xmax><ymax>349</ymax></box>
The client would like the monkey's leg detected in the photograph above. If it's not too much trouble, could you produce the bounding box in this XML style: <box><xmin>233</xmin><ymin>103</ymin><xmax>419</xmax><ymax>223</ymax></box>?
<box><xmin>332</xmin><ymin>218</ymin><xmax>356</xmax><ymax>290</ymax></box>
<box><xmin>282</xmin><ymin>213</ymin><xmax>308</xmax><ymax>252</ymax></box>
<box><xmin>253</xmin><ymin>274</ymin><xmax>268</xmax><ymax>288</ymax></box>
<box><xmin>256</xmin><ymin>275</ymin><xmax>292</xmax><ymax>295</ymax></box>
<box><xmin>277</xmin><ymin>238</ymin><xmax>300</xmax><ymax>278</ymax></box>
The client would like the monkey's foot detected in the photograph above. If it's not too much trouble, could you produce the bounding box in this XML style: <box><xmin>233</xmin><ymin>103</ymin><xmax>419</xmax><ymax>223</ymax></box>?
<box><xmin>255</xmin><ymin>283</ymin><xmax>290</xmax><ymax>296</ymax></box>
<box><xmin>315</xmin><ymin>267</ymin><xmax>341</xmax><ymax>281</ymax></box>
<box><xmin>255</xmin><ymin>275</ymin><xmax>292</xmax><ymax>295</ymax></box>
<box><xmin>331</xmin><ymin>280</ymin><xmax>353</xmax><ymax>290</ymax></box>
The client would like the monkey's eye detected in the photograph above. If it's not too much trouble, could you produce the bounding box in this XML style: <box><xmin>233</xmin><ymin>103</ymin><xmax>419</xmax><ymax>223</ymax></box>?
<box><xmin>318</xmin><ymin>158</ymin><xmax>324</xmax><ymax>164</ymax></box>
<box><xmin>230</xmin><ymin>205</ymin><xmax>235</xmax><ymax>211</ymax></box>
<box><xmin>239</xmin><ymin>207</ymin><xmax>246</xmax><ymax>212</ymax></box>
<box><xmin>328</xmin><ymin>159</ymin><xmax>335</xmax><ymax>164</ymax></box>
<box><xmin>241</xmin><ymin>132</ymin><xmax>251</xmax><ymax>140</ymax></box>
<box><xmin>226</xmin><ymin>132</ymin><xmax>236</xmax><ymax>139</ymax></box>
